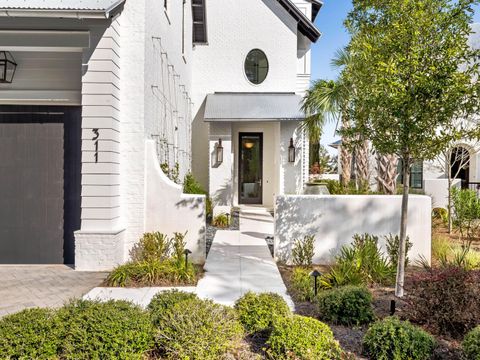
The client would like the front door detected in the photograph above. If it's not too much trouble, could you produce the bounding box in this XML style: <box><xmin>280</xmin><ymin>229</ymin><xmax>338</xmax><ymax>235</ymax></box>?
<box><xmin>239</xmin><ymin>133</ymin><xmax>263</xmax><ymax>204</ymax></box>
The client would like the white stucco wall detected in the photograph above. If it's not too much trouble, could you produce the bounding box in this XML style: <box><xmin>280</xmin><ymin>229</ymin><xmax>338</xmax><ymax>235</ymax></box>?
<box><xmin>275</xmin><ymin>195</ymin><xmax>432</xmax><ymax>265</ymax></box>
<box><xmin>424</xmin><ymin>178</ymin><xmax>462</xmax><ymax>209</ymax></box>
<box><xmin>145</xmin><ymin>141</ymin><xmax>206</xmax><ymax>264</ymax></box>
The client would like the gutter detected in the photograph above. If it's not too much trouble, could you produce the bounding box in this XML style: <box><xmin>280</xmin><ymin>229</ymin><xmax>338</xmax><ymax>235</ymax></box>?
<box><xmin>0</xmin><ymin>0</ymin><xmax>125</xmax><ymax>20</ymax></box>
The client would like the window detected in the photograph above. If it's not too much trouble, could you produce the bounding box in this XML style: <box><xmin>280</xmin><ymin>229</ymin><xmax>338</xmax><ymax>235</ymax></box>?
<box><xmin>397</xmin><ymin>159</ymin><xmax>423</xmax><ymax>189</ymax></box>
<box><xmin>192</xmin><ymin>0</ymin><xmax>207</xmax><ymax>44</ymax></box>
<box><xmin>244</xmin><ymin>49</ymin><xmax>269</xmax><ymax>85</ymax></box>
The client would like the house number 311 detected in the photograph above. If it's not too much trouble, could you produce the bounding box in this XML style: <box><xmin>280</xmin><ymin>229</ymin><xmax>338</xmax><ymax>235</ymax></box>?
<box><xmin>92</xmin><ymin>128</ymin><xmax>99</xmax><ymax>163</ymax></box>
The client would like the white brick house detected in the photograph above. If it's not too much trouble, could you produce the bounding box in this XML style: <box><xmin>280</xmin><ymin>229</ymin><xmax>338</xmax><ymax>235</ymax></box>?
<box><xmin>0</xmin><ymin>0</ymin><xmax>320</xmax><ymax>269</ymax></box>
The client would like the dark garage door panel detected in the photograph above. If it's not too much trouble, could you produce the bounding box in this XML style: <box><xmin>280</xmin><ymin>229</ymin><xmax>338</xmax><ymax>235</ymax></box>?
<box><xmin>0</xmin><ymin>123</ymin><xmax>64</xmax><ymax>264</ymax></box>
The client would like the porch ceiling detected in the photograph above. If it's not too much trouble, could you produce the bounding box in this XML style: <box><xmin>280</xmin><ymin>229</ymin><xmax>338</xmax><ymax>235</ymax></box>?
<box><xmin>204</xmin><ymin>93</ymin><xmax>305</xmax><ymax>122</ymax></box>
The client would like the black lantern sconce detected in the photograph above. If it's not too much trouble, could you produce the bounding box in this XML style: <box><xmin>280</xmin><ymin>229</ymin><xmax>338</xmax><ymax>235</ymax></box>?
<box><xmin>288</xmin><ymin>138</ymin><xmax>296</xmax><ymax>163</ymax></box>
<box><xmin>216</xmin><ymin>138</ymin><xmax>224</xmax><ymax>164</ymax></box>
<box><xmin>183</xmin><ymin>249</ymin><xmax>192</xmax><ymax>268</ymax></box>
<box><xmin>0</xmin><ymin>51</ymin><xmax>17</xmax><ymax>84</ymax></box>
<box><xmin>309</xmin><ymin>269</ymin><xmax>322</xmax><ymax>297</ymax></box>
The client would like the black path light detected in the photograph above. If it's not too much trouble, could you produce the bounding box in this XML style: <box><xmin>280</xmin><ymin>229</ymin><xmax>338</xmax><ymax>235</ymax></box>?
<box><xmin>0</xmin><ymin>51</ymin><xmax>17</xmax><ymax>84</ymax></box>
<box><xmin>309</xmin><ymin>269</ymin><xmax>322</xmax><ymax>297</ymax></box>
<box><xmin>288</xmin><ymin>138</ymin><xmax>296</xmax><ymax>163</ymax></box>
<box><xmin>183</xmin><ymin>249</ymin><xmax>192</xmax><ymax>268</ymax></box>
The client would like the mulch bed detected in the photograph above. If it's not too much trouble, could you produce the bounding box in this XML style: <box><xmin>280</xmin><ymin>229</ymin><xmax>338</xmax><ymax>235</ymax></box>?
<box><xmin>206</xmin><ymin>210</ymin><xmax>240</xmax><ymax>255</ymax></box>
<box><xmin>278</xmin><ymin>265</ymin><xmax>464</xmax><ymax>360</ymax></box>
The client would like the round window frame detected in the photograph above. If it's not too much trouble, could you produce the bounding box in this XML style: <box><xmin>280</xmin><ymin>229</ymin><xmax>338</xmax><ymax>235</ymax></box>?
<box><xmin>244</xmin><ymin>49</ymin><xmax>269</xmax><ymax>85</ymax></box>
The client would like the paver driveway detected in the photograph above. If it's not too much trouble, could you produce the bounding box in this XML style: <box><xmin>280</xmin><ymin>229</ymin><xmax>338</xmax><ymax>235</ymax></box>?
<box><xmin>0</xmin><ymin>266</ymin><xmax>107</xmax><ymax>317</ymax></box>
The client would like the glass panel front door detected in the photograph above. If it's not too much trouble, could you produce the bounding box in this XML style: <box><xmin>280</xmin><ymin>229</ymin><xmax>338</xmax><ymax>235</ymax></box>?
<box><xmin>239</xmin><ymin>133</ymin><xmax>263</xmax><ymax>204</ymax></box>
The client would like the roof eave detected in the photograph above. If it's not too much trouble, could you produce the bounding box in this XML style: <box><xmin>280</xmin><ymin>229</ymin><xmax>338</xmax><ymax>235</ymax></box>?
<box><xmin>276</xmin><ymin>0</ymin><xmax>321</xmax><ymax>42</ymax></box>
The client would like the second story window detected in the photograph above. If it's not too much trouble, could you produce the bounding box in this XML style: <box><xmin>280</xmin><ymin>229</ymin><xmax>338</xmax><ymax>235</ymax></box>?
<box><xmin>244</xmin><ymin>49</ymin><xmax>269</xmax><ymax>85</ymax></box>
<box><xmin>192</xmin><ymin>0</ymin><xmax>207</xmax><ymax>44</ymax></box>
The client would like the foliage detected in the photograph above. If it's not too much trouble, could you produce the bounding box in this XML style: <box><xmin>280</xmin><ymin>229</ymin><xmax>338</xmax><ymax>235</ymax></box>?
<box><xmin>310</xmin><ymin>143</ymin><xmax>337</xmax><ymax>174</ymax></box>
<box><xmin>428</xmin><ymin>235</ymin><xmax>480</xmax><ymax>270</ymax></box>
<box><xmin>405</xmin><ymin>267</ymin><xmax>480</xmax><ymax>337</ymax></box>
<box><xmin>265</xmin><ymin>315</ymin><xmax>343</xmax><ymax>360</ymax></box>
<box><xmin>213</xmin><ymin>213</ymin><xmax>230</xmax><ymax>228</ymax></box>
<box><xmin>152</xmin><ymin>296</ymin><xmax>243</xmax><ymax>360</ymax></box>
<box><xmin>323</xmin><ymin>233</ymin><xmax>395</xmax><ymax>287</ymax></box>
<box><xmin>57</xmin><ymin>300</ymin><xmax>154</xmax><ymax>360</ymax></box>
<box><xmin>130</xmin><ymin>232</ymin><xmax>171</xmax><ymax>263</ymax></box>
<box><xmin>451</xmin><ymin>187</ymin><xmax>480</xmax><ymax>242</ymax></box>
<box><xmin>362</xmin><ymin>317</ymin><xmax>436</xmax><ymax>360</ymax></box>
<box><xmin>290</xmin><ymin>267</ymin><xmax>316</xmax><ymax>302</ymax></box>
<box><xmin>0</xmin><ymin>308</ymin><xmax>63</xmax><ymax>359</ymax></box>
<box><xmin>463</xmin><ymin>326</ymin><xmax>480</xmax><ymax>360</ymax></box>
<box><xmin>234</xmin><ymin>292</ymin><xmax>291</xmax><ymax>334</ymax></box>
<box><xmin>385</xmin><ymin>233</ymin><xmax>413</xmax><ymax>267</ymax></box>
<box><xmin>183</xmin><ymin>172</ymin><xmax>206</xmax><ymax>195</ymax></box>
<box><xmin>292</xmin><ymin>235</ymin><xmax>315</xmax><ymax>267</ymax></box>
<box><xmin>432</xmin><ymin>207</ymin><xmax>449</xmax><ymax>226</ymax></box>
<box><xmin>318</xmin><ymin>179</ymin><xmax>373</xmax><ymax>195</ymax></box>
<box><xmin>345</xmin><ymin>0</ymin><xmax>480</xmax><ymax>297</ymax></box>
<box><xmin>316</xmin><ymin>286</ymin><xmax>374</xmax><ymax>326</ymax></box>
<box><xmin>161</xmin><ymin>162</ymin><xmax>180</xmax><ymax>184</ymax></box>
<box><xmin>148</xmin><ymin>290</ymin><xmax>199</xmax><ymax>326</ymax></box>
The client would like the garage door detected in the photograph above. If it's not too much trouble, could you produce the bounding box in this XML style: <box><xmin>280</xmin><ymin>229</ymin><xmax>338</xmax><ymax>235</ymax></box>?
<box><xmin>0</xmin><ymin>106</ymin><xmax>81</xmax><ymax>264</ymax></box>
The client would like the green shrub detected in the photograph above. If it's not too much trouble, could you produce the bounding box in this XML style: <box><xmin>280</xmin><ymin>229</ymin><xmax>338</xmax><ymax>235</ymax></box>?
<box><xmin>317</xmin><ymin>286</ymin><xmax>374</xmax><ymax>326</ymax></box>
<box><xmin>290</xmin><ymin>267</ymin><xmax>315</xmax><ymax>301</ymax></box>
<box><xmin>58</xmin><ymin>300</ymin><xmax>154</xmax><ymax>360</ymax></box>
<box><xmin>0</xmin><ymin>308</ymin><xmax>62</xmax><ymax>359</ymax></box>
<box><xmin>363</xmin><ymin>317</ymin><xmax>436</xmax><ymax>360</ymax></box>
<box><xmin>452</xmin><ymin>187</ymin><xmax>480</xmax><ymax>241</ymax></box>
<box><xmin>130</xmin><ymin>232</ymin><xmax>172</xmax><ymax>262</ymax></box>
<box><xmin>234</xmin><ymin>292</ymin><xmax>291</xmax><ymax>334</ymax></box>
<box><xmin>107</xmin><ymin>258</ymin><xmax>197</xmax><ymax>287</ymax></box>
<box><xmin>213</xmin><ymin>213</ymin><xmax>229</xmax><ymax>228</ymax></box>
<box><xmin>292</xmin><ymin>235</ymin><xmax>315</xmax><ymax>267</ymax></box>
<box><xmin>266</xmin><ymin>315</ymin><xmax>342</xmax><ymax>360</ymax></box>
<box><xmin>148</xmin><ymin>290</ymin><xmax>198</xmax><ymax>325</ymax></box>
<box><xmin>432</xmin><ymin>207</ymin><xmax>448</xmax><ymax>225</ymax></box>
<box><xmin>385</xmin><ymin>233</ymin><xmax>413</xmax><ymax>267</ymax></box>
<box><xmin>183</xmin><ymin>172</ymin><xmax>207</xmax><ymax>195</ymax></box>
<box><xmin>153</xmin><ymin>297</ymin><xmax>243</xmax><ymax>360</ymax></box>
<box><xmin>463</xmin><ymin>326</ymin><xmax>480</xmax><ymax>360</ymax></box>
<box><xmin>324</xmin><ymin>233</ymin><xmax>395</xmax><ymax>287</ymax></box>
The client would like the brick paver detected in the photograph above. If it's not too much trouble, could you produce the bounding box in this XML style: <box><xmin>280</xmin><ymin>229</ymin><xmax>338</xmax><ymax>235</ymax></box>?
<box><xmin>0</xmin><ymin>266</ymin><xmax>107</xmax><ymax>317</ymax></box>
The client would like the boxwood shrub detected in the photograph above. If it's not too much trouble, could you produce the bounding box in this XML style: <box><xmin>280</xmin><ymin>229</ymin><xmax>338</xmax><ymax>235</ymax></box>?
<box><xmin>57</xmin><ymin>299</ymin><xmax>154</xmax><ymax>360</ymax></box>
<box><xmin>363</xmin><ymin>317</ymin><xmax>436</xmax><ymax>360</ymax></box>
<box><xmin>463</xmin><ymin>326</ymin><xmax>480</xmax><ymax>360</ymax></box>
<box><xmin>148</xmin><ymin>289</ymin><xmax>198</xmax><ymax>325</ymax></box>
<box><xmin>0</xmin><ymin>308</ymin><xmax>62</xmax><ymax>359</ymax></box>
<box><xmin>316</xmin><ymin>285</ymin><xmax>374</xmax><ymax>325</ymax></box>
<box><xmin>234</xmin><ymin>292</ymin><xmax>291</xmax><ymax>334</ymax></box>
<box><xmin>266</xmin><ymin>315</ymin><xmax>343</xmax><ymax>360</ymax></box>
<box><xmin>152</xmin><ymin>296</ymin><xmax>243</xmax><ymax>359</ymax></box>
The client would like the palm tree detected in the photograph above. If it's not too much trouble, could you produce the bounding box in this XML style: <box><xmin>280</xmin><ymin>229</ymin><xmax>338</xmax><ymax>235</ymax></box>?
<box><xmin>301</xmin><ymin>48</ymin><xmax>357</xmax><ymax>188</ymax></box>
<box><xmin>376</xmin><ymin>153</ymin><xmax>398</xmax><ymax>195</ymax></box>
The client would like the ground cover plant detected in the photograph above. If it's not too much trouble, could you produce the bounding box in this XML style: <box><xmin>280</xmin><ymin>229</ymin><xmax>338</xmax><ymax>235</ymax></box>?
<box><xmin>234</xmin><ymin>292</ymin><xmax>291</xmax><ymax>334</ymax></box>
<box><xmin>363</xmin><ymin>317</ymin><xmax>436</xmax><ymax>360</ymax></box>
<box><xmin>463</xmin><ymin>326</ymin><xmax>480</xmax><ymax>360</ymax></box>
<box><xmin>316</xmin><ymin>285</ymin><xmax>375</xmax><ymax>326</ymax></box>
<box><xmin>107</xmin><ymin>232</ymin><xmax>199</xmax><ymax>287</ymax></box>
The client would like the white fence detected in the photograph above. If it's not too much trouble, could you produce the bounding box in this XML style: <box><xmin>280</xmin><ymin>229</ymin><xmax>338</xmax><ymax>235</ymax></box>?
<box><xmin>274</xmin><ymin>195</ymin><xmax>431</xmax><ymax>265</ymax></box>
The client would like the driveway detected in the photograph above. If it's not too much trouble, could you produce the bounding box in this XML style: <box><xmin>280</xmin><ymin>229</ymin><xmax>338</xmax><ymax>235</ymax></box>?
<box><xmin>0</xmin><ymin>266</ymin><xmax>107</xmax><ymax>317</ymax></box>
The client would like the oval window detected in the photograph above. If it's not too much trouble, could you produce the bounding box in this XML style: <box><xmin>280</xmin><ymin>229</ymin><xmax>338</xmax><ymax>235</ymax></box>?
<box><xmin>244</xmin><ymin>49</ymin><xmax>269</xmax><ymax>85</ymax></box>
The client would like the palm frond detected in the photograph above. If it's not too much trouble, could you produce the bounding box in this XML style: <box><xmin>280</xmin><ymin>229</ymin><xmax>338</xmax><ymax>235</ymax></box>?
<box><xmin>331</xmin><ymin>47</ymin><xmax>352</xmax><ymax>70</ymax></box>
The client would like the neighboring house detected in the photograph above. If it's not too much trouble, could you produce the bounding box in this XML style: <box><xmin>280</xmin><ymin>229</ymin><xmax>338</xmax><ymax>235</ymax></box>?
<box><xmin>0</xmin><ymin>0</ymin><xmax>320</xmax><ymax>269</ymax></box>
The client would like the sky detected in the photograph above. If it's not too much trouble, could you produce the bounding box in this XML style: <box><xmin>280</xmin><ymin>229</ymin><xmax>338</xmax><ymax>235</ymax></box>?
<box><xmin>311</xmin><ymin>1</ymin><xmax>480</xmax><ymax>153</ymax></box>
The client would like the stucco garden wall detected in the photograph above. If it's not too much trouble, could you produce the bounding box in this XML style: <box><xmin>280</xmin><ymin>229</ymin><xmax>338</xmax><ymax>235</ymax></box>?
<box><xmin>145</xmin><ymin>141</ymin><xmax>206</xmax><ymax>264</ymax></box>
<box><xmin>275</xmin><ymin>195</ymin><xmax>432</xmax><ymax>265</ymax></box>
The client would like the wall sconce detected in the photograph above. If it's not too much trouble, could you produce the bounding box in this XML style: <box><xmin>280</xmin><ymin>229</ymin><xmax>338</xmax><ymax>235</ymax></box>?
<box><xmin>216</xmin><ymin>138</ymin><xmax>223</xmax><ymax>164</ymax></box>
<box><xmin>0</xmin><ymin>51</ymin><xmax>17</xmax><ymax>84</ymax></box>
<box><xmin>288</xmin><ymin>138</ymin><xmax>295</xmax><ymax>163</ymax></box>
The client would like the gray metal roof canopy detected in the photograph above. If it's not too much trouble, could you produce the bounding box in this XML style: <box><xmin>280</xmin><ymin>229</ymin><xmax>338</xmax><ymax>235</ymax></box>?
<box><xmin>204</xmin><ymin>93</ymin><xmax>305</xmax><ymax>122</ymax></box>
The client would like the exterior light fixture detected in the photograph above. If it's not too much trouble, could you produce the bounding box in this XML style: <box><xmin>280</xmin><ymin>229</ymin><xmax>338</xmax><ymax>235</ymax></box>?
<box><xmin>244</xmin><ymin>140</ymin><xmax>255</xmax><ymax>149</ymax></box>
<box><xmin>309</xmin><ymin>269</ymin><xmax>322</xmax><ymax>297</ymax></box>
<box><xmin>216</xmin><ymin>139</ymin><xmax>223</xmax><ymax>164</ymax></box>
<box><xmin>0</xmin><ymin>51</ymin><xmax>17</xmax><ymax>84</ymax></box>
<box><xmin>288</xmin><ymin>138</ymin><xmax>295</xmax><ymax>163</ymax></box>
<box><xmin>183</xmin><ymin>249</ymin><xmax>192</xmax><ymax>268</ymax></box>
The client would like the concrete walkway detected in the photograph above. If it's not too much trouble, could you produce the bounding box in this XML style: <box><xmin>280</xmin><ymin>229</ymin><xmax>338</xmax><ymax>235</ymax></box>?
<box><xmin>84</xmin><ymin>207</ymin><xmax>293</xmax><ymax>309</ymax></box>
<box><xmin>196</xmin><ymin>207</ymin><xmax>293</xmax><ymax>308</ymax></box>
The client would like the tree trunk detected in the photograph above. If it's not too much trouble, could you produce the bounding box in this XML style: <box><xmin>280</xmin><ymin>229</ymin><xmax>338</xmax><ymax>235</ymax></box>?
<box><xmin>447</xmin><ymin>169</ymin><xmax>453</xmax><ymax>233</ymax></box>
<box><xmin>377</xmin><ymin>154</ymin><xmax>398</xmax><ymax>195</ymax></box>
<box><xmin>395</xmin><ymin>157</ymin><xmax>410</xmax><ymax>298</ymax></box>
<box><xmin>340</xmin><ymin>114</ymin><xmax>352</xmax><ymax>188</ymax></box>
<box><xmin>355</xmin><ymin>140</ymin><xmax>370</xmax><ymax>190</ymax></box>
